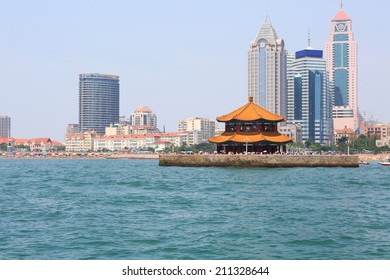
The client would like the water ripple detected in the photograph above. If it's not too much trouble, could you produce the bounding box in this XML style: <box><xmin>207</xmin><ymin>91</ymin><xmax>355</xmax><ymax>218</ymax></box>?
<box><xmin>1</xmin><ymin>159</ymin><xmax>390</xmax><ymax>259</ymax></box>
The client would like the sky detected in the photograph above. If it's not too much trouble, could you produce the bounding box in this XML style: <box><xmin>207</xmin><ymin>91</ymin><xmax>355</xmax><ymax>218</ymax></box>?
<box><xmin>1</xmin><ymin>0</ymin><xmax>389</xmax><ymax>142</ymax></box>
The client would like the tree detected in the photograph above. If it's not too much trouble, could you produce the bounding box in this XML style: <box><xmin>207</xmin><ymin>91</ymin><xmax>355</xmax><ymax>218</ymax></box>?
<box><xmin>14</xmin><ymin>144</ymin><xmax>30</xmax><ymax>151</ymax></box>
<box><xmin>0</xmin><ymin>143</ymin><xmax>7</xmax><ymax>151</ymax></box>
<box><xmin>191</xmin><ymin>142</ymin><xmax>216</xmax><ymax>153</ymax></box>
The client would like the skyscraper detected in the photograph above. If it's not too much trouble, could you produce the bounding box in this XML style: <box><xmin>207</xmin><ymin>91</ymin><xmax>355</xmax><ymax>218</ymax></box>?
<box><xmin>287</xmin><ymin>47</ymin><xmax>333</xmax><ymax>144</ymax></box>
<box><xmin>325</xmin><ymin>3</ymin><xmax>358</xmax><ymax>131</ymax></box>
<box><xmin>248</xmin><ymin>16</ymin><xmax>287</xmax><ymax>118</ymax></box>
<box><xmin>0</xmin><ymin>116</ymin><xmax>11</xmax><ymax>138</ymax></box>
<box><xmin>79</xmin><ymin>73</ymin><xmax>120</xmax><ymax>135</ymax></box>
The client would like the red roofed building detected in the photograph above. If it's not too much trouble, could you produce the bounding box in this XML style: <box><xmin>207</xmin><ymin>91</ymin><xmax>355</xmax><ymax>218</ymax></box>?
<box><xmin>334</xmin><ymin>126</ymin><xmax>355</xmax><ymax>142</ymax></box>
<box><xmin>0</xmin><ymin>137</ymin><xmax>64</xmax><ymax>152</ymax></box>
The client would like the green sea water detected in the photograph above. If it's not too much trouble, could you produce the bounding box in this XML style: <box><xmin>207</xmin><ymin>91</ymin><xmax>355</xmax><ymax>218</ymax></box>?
<box><xmin>0</xmin><ymin>159</ymin><xmax>389</xmax><ymax>259</ymax></box>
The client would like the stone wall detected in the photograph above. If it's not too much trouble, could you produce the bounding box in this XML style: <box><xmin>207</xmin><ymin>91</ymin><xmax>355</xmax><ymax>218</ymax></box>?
<box><xmin>159</xmin><ymin>154</ymin><xmax>359</xmax><ymax>167</ymax></box>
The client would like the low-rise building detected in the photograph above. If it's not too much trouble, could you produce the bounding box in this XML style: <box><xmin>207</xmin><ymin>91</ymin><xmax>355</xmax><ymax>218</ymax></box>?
<box><xmin>279</xmin><ymin>124</ymin><xmax>303</xmax><ymax>143</ymax></box>
<box><xmin>65</xmin><ymin>131</ymin><xmax>96</xmax><ymax>152</ymax></box>
<box><xmin>334</xmin><ymin>126</ymin><xmax>355</xmax><ymax>142</ymax></box>
<box><xmin>376</xmin><ymin>136</ymin><xmax>390</xmax><ymax>147</ymax></box>
<box><xmin>0</xmin><ymin>137</ymin><xmax>64</xmax><ymax>152</ymax></box>
<box><xmin>64</xmin><ymin>130</ymin><xmax>204</xmax><ymax>152</ymax></box>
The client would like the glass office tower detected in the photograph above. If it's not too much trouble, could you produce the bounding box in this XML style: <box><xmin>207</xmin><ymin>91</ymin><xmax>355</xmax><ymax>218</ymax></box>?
<box><xmin>325</xmin><ymin>5</ymin><xmax>358</xmax><ymax>131</ymax></box>
<box><xmin>248</xmin><ymin>16</ymin><xmax>287</xmax><ymax>118</ymax></box>
<box><xmin>79</xmin><ymin>73</ymin><xmax>120</xmax><ymax>135</ymax></box>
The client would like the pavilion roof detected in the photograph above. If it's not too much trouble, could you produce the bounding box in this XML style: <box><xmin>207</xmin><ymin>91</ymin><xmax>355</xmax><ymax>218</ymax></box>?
<box><xmin>216</xmin><ymin>96</ymin><xmax>285</xmax><ymax>122</ymax></box>
<box><xmin>208</xmin><ymin>131</ymin><xmax>293</xmax><ymax>144</ymax></box>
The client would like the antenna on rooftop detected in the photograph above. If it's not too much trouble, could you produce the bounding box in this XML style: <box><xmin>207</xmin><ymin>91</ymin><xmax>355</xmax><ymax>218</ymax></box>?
<box><xmin>308</xmin><ymin>28</ymin><xmax>311</xmax><ymax>48</ymax></box>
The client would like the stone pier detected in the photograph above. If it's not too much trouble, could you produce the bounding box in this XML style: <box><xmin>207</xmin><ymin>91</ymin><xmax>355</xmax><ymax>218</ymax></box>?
<box><xmin>159</xmin><ymin>154</ymin><xmax>359</xmax><ymax>167</ymax></box>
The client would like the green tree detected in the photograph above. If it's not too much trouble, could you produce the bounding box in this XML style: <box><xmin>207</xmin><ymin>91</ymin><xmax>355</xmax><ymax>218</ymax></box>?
<box><xmin>191</xmin><ymin>143</ymin><xmax>216</xmax><ymax>153</ymax></box>
<box><xmin>0</xmin><ymin>142</ymin><xmax>7</xmax><ymax>151</ymax></box>
<box><xmin>14</xmin><ymin>144</ymin><xmax>30</xmax><ymax>151</ymax></box>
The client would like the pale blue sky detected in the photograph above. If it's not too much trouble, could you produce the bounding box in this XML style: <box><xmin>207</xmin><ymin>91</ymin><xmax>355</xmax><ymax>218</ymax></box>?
<box><xmin>1</xmin><ymin>0</ymin><xmax>389</xmax><ymax>141</ymax></box>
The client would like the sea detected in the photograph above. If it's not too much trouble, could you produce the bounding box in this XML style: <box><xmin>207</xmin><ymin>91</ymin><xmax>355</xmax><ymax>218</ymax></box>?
<box><xmin>0</xmin><ymin>158</ymin><xmax>389</xmax><ymax>260</ymax></box>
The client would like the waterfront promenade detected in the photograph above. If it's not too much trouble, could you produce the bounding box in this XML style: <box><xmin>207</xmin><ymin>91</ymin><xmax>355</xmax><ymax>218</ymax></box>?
<box><xmin>0</xmin><ymin>152</ymin><xmax>388</xmax><ymax>163</ymax></box>
<box><xmin>159</xmin><ymin>154</ymin><xmax>360</xmax><ymax>167</ymax></box>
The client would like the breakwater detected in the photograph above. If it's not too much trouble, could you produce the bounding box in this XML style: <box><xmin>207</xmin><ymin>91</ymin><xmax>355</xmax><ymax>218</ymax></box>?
<box><xmin>159</xmin><ymin>154</ymin><xmax>359</xmax><ymax>167</ymax></box>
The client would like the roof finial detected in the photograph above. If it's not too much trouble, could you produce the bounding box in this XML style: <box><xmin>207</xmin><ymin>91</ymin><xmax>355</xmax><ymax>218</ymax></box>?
<box><xmin>249</xmin><ymin>96</ymin><xmax>253</xmax><ymax>103</ymax></box>
<box><xmin>340</xmin><ymin>0</ymin><xmax>343</xmax><ymax>10</ymax></box>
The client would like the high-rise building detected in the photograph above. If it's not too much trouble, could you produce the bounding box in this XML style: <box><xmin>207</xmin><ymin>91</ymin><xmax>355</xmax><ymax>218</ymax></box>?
<box><xmin>79</xmin><ymin>73</ymin><xmax>120</xmax><ymax>135</ymax></box>
<box><xmin>0</xmin><ymin>116</ymin><xmax>11</xmax><ymax>138</ymax></box>
<box><xmin>287</xmin><ymin>47</ymin><xmax>333</xmax><ymax>144</ymax></box>
<box><xmin>248</xmin><ymin>16</ymin><xmax>287</xmax><ymax>118</ymax></box>
<box><xmin>178</xmin><ymin>117</ymin><xmax>215</xmax><ymax>144</ymax></box>
<box><xmin>325</xmin><ymin>4</ymin><xmax>358</xmax><ymax>131</ymax></box>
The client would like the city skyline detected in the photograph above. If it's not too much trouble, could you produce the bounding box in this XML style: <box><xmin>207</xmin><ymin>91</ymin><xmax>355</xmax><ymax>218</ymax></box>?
<box><xmin>1</xmin><ymin>0</ymin><xmax>389</xmax><ymax>141</ymax></box>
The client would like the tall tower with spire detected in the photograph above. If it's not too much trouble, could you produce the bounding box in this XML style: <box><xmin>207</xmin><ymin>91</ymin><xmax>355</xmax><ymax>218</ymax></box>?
<box><xmin>248</xmin><ymin>16</ymin><xmax>287</xmax><ymax>118</ymax></box>
<box><xmin>325</xmin><ymin>3</ymin><xmax>358</xmax><ymax>131</ymax></box>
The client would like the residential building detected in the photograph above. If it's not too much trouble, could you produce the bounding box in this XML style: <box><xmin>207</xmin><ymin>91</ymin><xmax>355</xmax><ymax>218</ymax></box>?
<box><xmin>129</xmin><ymin>106</ymin><xmax>159</xmax><ymax>134</ymax></box>
<box><xmin>325</xmin><ymin>4</ymin><xmax>359</xmax><ymax>131</ymax></box>
<box><xmin>279</xmin><ymin>124</ymin><xmax>303</xmax><ymax>143</ymax></box>
<box><xmin>65</xmin><ymin>131</ymin><xmax>96</xmax><ymax>152</ymax></box>
<box><xmin>119</xmin><ymin>116</ymin><xmax>130</xmax><ymax>125</ymax></box>
<box><xmin>66</xmin><ymin>124</ymin><xmax>80</xmax><ymax>134</ymax></box>
<box><xmin>367</xmin><ymin>123</ymin><xmax>390</xmax><ymax>139</ymax></box>
<box><xmin>0</xmin><ymin>116</ymin><xmax>11</xmax><ymax>138</ymax></box>
<box><xmin>105</xmin><ymin>123</ymin><xmax>126</xmax><ymax>136</ymax></box>
<box><xmin>64</xmin><ymin>130</ymin><xmax>190</xmax><ymax>152</ymax></box>
<box><xmin>79</xmin><ymin>73</ymin><xmax>120</xmax><ymax>134</ymax></box>
<box><xmin>94</xmin><ymin>135</ymin><xmax>151</xmax><ymax>151</ymax></box>
<box><xmin>0</xmin><ymin>137</ymin><xmax>64</xmax><ymax>152</ymax></box>
<box><xmin>376</xmin><ymin>136</ymin><xmax>390</xmax><ymax>147</ymax></box>
<box><xmin>334</xmin><ymin>126</ymin><xmax>355</xmax><ymax>142</ymax></box>
<box><xmin>178</xmin><ymin>117</ymin><xmax>215</xmax><ymax>144</ymax></box>
<box><xmin>287</xmin><ymin>47</ymin><xmax>333</xmax><ymax>144</ymax></box>
<box><xmin>248</xmin><ymin>16</ymin><xmax>287</xmax><ymax>118</ymax></box>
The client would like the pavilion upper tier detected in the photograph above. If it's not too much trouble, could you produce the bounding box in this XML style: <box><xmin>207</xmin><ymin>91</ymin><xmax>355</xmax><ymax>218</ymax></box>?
<box><xmin>216</xmin><ymin>96</ymin><xmax>285</xmax><ymax>123</ymax></box>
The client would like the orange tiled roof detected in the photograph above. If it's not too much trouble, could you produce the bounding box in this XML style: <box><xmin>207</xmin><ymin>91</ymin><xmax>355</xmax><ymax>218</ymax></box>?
<box><xmin>208</xmin><ymin>131</ymin><xmax>293</xmax><ymax>144</ymax></box>
<box><xmin>0</xmin><ymin>137</ymin><xmax>64</xmax><ymax>146</ymax></box>
<box><xmin>135</xmin><ymin>106</ymin><xmax>152</xmax><ymax>112</ymax></box>
<box><xmin>335</xmin><ymin>126</ymin><xmax>354</xmax><ymax>134</ymax></box>
<box><xmin>217</xmin><ymin>97</ymin><xmax>285</xmax><ymax>122</ymax></box>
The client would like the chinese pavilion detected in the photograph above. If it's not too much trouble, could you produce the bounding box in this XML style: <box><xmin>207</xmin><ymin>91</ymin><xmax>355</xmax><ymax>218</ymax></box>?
<box><xmin>208</xmin><ymin>96</ymin><xmax>293</xmax><ymax>154</ymax></box>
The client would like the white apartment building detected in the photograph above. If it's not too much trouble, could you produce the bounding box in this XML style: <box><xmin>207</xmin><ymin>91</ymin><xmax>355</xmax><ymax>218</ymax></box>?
<box><xmin>94</xmin><ymin>135</ymin><xmax>152</xmax><ymax>151</ymax></box>
<box><xmin>65</xmin><ymin>131</ymin><xmax>96</xmax><ymax>152</ymax></box>
<box><xmin>65</xmin><ymin>131</ymin><xmax>192</xmax><ymax>152</ymax></box>
<box><xmin>177</xmin><ymin>117</ymin><xmax>215</xmax><ymax>144</ymax></box>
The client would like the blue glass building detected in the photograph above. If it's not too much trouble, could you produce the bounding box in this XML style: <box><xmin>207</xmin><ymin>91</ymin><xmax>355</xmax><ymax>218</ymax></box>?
<box><xmin>287</xmin><ymin>48</ymin><xmax>333</xmax><ymax>144</ymax></box>
<box><xmin>79</xmin><ymin>73</ymin><xmax>120</xmax><ymax>135</ymax></box>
